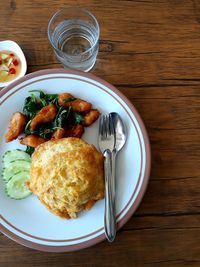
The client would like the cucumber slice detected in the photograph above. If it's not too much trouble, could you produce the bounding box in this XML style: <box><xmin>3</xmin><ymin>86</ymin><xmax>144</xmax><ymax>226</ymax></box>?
<box><xmin>2</xmin><ymin>160</ymin><xmax>31</xmax><ymax>182</ymax></box>
<box><xmin>3</xmin><ymin>149</ymin><xmax>31</xmax><ymax>167</ymax></box>
<box><xmin>5</xmin><ymin>171</ymin><xmax>31</xmax><ymax>199</ymax></box>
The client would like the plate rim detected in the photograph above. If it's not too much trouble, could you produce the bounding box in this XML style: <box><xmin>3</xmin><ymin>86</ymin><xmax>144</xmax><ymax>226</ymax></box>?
<box><xmin>0</xmin><ymin>68</ymin><xmax>151</xmax><ymax>252</ymax></box>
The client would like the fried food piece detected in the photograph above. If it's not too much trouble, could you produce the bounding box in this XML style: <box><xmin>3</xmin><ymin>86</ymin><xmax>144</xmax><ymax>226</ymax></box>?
<box><xmin>83</xmin><ymin>109</ymin><xmax>101</xmax><ymax>126</ymax></box>
<box><xmin>65</xmin><ymin>124</ymin><xmax>84</xmax><ymax>138</ymax></box>
<box><xmin>58</xmin><ymin>93</ymin><xmax>74</xmax><ymax>106</ymax></box>
<box><xmin>30</xmin><ymin>104</ymin><xmax>57</xmax><ymax>131</ymax></box>
<box><xmin>5</xmin><ymin>112</ymin><xmax>27</xmax><ymax>142</ymax></box>
<box><xmin>71</xmin><ymin>99</ymin><xmax>92</xmax><ymax>113</ymax></box>
<box><xmin>20</xmin><ymin>134</ymin><xmax>47</xmax><ymax>148</ymax></box>
<box><xmin>27</xmin><ymin>138</ymin><xmax>104</xmax><ymax>219</ymax></box>
<box><xmin>51</xmin><ymin>128</ymin><xmax>65</xmax><ymax>140</ymax></box>
<box><xmin>58</xmin><ymin>93</ymin><xmax>92</xmax><ymax>113</ymax></box>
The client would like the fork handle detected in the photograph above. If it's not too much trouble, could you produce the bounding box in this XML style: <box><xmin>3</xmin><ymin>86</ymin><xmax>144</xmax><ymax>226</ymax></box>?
<box><xmin>104</xmin><ymin>149</ymin><xmax>116</xmax><ymax>242</ymax></box>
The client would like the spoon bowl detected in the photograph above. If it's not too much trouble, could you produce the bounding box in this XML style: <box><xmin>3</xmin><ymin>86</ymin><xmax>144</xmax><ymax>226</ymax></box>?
<box><xmin>110</xmin><ymin>112</ymin><xmax>127</xmax><ymax>153</ymax></box>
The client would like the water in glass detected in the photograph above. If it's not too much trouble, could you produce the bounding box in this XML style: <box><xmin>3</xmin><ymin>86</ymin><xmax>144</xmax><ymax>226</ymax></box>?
<box><xmin>52</xmin><ymin>19</ymin><xmax>99</xmax><ymax>71</ymax></box>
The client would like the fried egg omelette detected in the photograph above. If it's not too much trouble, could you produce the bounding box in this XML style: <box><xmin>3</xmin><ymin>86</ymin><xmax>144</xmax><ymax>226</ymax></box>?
<box><xmin>27</xmin><ymin>138</ymin><xmax>104</xmax><ymax>219</ymax></box>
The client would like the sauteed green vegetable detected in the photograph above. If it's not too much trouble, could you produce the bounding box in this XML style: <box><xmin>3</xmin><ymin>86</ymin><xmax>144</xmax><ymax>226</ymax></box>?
<box><xmin>5</xmin><ymin>90</ymin><xmax>101</xmax><ymax>156</ymax></box>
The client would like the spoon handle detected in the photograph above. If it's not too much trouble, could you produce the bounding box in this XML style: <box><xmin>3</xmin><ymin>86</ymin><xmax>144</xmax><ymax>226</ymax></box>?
<box><xmin>103</xmin><ymin>149</ymin><xmax>116</xmax><ymax>242</ymax></box>
<box><xmin>110</xmin><ymin>150</ymin><xmax>117</xmax><ymax>239</ymax></box>
<box><xmin>111</xmin><ymin>149</ymin><xmax>117</xmax><ymax>198</ymax></box>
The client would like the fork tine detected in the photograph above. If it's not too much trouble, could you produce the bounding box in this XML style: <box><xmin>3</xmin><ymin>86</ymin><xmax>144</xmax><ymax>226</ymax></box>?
<box><xmin>99</xmin><ymin>115</ymin><xmax>107</xmax><ymax>139</ymax></box>
<box><xmin>98</xmin><ymin>113</ymin><xmax>115</xmax><ymax>153</ymax></box>
<box><xmin>103</xmin><ymin>115</ymin><xmax>107</xmax><ymax>138</ymax></box>
<box><xmin>105</xmin><ymin>115</ymin><xmax>110</xmax><ymax>137</ymax></box>
<box><xmin>108</xmin><ymin>114</ymin><xmax>114</xmax><ymax>136</ymax></box>
<box><xmin>99</xmin><ymin>115</ymin><xmax>104</xmax><ymax>138</ymax></box>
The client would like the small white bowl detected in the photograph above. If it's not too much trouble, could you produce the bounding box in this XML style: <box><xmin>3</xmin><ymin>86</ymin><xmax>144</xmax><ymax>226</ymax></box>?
<box><xmin>0</xmin><ymin>40</ymin><xmax>27</xmax><ymax>88</ymax></box>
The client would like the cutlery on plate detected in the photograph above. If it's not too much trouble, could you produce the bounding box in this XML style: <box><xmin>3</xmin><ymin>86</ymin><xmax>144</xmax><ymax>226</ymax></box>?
<box><xmin>98</xmin><ymin>114</ymin><xmax>116</xmax><ymax>242</ymax></box>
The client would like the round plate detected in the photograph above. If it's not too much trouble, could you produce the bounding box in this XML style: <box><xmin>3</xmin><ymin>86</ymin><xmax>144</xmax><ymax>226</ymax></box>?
<box><xmin>0</xmin><ymin>69</ymin><xmax>151</xmax><ymax>252</ymax></box>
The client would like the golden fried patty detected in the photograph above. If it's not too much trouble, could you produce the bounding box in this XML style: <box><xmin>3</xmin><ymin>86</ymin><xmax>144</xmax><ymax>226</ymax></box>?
<box><xmin>27</xmin><ymin>138</ymin><xmax>104</xmax><ymax>219</ymax></box>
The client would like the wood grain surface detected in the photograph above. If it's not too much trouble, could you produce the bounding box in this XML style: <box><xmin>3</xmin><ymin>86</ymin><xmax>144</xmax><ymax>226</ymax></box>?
<box><xmin>1</xmin><ymin>0</ymin><xmax>200</xmax><ymax>266</ymax></box>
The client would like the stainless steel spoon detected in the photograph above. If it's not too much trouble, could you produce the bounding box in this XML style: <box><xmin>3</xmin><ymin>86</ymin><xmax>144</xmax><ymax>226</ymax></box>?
<box><xmin>109</xmin><ymin>112</ymin><xmax>127</xmax><ymax>238</ymax></box>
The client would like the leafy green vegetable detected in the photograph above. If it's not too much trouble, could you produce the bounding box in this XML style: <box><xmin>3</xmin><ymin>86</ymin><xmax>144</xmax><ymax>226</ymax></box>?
<box><xmin>53</xmin><ymin>106</ymin><xmax>71</xmax><ymax>128</ymax></box>
<box><xmin>25</xmin><ymin>146</ymin><xmax>35</xmax><ymax>156</ymax></box>
<box><xmin>74</xmin><ymin>112</ymin><xmax>84</xmax><ymax>124</ymax></box>
<box><xmin>35</xmin><ymin>125</ymin><xmax>55</xmax><ymax>139</ymax></box>
<box><xmin>24</xmin><ymin>120</ymin><xmax>32</xmax><ymax>134</ymax></box>
<box><xmin>23</xmin><ymin>95</ymin><xmax>41</xmax><ymax>119</ymax></box>
<box><xmin>29</xmin><ymin>90</ymin><xmax>58</xmax><ymax>107</ymax></box>
<box><xmin>63</xmin><ymin>97</ymin><xmax>76</xmax><ymax>103</ymax></box>
<box><xmin>40</xmin><ymin>97</ymin><xmax>47</xmax><ymax>107</ymax></box>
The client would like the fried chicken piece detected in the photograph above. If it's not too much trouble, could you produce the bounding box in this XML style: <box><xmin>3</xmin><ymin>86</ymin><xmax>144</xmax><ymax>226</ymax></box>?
<box><xmin>5</xmin><ymin>112</ymin><xmax>27</xmax><ymax>142</ymax></box>
<box><xmin>58</xmin><ymin>93</ymin><xmax>92</xmax><ymax>113</ymax></box>
<box><xmin>83</xmin><ymin>109</ymin><xmax>101</xmax><ymax>126</ymax></box>
<box><xmin>20</xmin><ymin>135</ymin><xmax>47</xmax><ymax>147</ymax></box>
<box><xmin>58</xmin><ymin>93</ymin><xmax>74</xmax><ymax>107</ymax></box>
<box><xmin>51</xmin><ymin>128</ymin><xmax>65</xmax><ymax>140</ymax></box>
<box><xmin>30</xmin><ymin>104</ymin><xmax>57</xmax><ymax>131</ymax></box>
<box><xmin>71</xmin><ymin>99</ymin><xmax>92</xmax><ymax>113</ymax></box>
<box><xmin>65</xmin><ymin>124</ymin><xmax>84</xmax><ymax>138</ymax></box>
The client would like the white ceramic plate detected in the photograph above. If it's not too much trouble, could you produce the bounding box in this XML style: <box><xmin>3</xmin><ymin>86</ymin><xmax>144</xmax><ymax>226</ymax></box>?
<box><xmin>0</xmin><ymin>69</ymin><xmax>151</xmax><ymax>252</ymax></box>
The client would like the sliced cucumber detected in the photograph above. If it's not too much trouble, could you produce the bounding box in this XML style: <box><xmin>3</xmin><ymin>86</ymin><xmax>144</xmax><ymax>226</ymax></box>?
<box><xmin>2</xmin><ymin>160</ymin><xmax>31</xmax><ymax>182</ymax></box>
<box><xmin>3</xmin><ymin>149</ymin><xmax>31</xmax><ymax>167</ymax></box>
<box><xmin>5</xmin><ymin>171</ymin><xmax>31</xmax><ymax>199</ymax></box>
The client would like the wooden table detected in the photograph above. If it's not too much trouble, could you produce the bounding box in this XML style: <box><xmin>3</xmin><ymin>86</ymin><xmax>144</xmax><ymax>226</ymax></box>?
<box><xmin>1</xmin><ymin>0</ymin><xmax>200</xmax><ymax>266</ymax></box>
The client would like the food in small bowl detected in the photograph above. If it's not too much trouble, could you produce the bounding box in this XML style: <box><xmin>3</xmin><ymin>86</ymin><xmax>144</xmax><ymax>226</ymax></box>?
<box><xmin>0</xmin><ymin>51</ymin><xmax>21</xmax><ymax>82</ymax></box>
<box><xmin>0</xmin><ymin>40</ymin><xmax>27</xmax><ymax>87</ymax></box>
<box><xmin>27</xmin><ymin>138</ymin><xmax>104</xmax><ymax>219</ymax></box>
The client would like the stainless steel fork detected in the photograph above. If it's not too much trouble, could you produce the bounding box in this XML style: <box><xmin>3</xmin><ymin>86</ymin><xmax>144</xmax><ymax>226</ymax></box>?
<box><xmin>98</xmin><ymin>114</ymin><xmax>116</xmax><ymax>242</ymax></box>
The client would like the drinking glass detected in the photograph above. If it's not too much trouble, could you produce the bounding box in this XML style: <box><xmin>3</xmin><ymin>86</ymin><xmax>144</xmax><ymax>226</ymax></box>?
<box><xmin>47</xmin><ymin>7</ymin><xmax>100</xmax><ymax>72</ymax></box>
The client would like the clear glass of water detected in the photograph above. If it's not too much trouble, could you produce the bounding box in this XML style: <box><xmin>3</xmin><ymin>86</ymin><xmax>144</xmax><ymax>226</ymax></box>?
<box><xmin>47</xmin><ymin>7</ymin><xmax>100</xmax><ymax>72</ymax></box>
